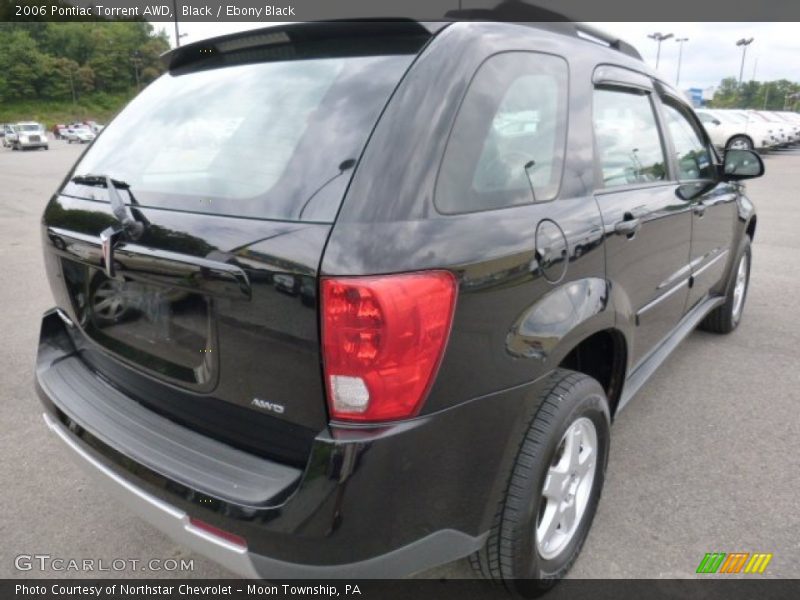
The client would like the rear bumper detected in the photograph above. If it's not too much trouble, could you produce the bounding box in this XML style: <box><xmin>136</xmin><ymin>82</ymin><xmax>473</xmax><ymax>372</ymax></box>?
<box><xmin>35</xmin><ymin>309</ymin><xmax>544</xmax><ymax>577</ymax></box>
<box><xmin>42</xmin><ymin>411</ymin><xmax>481</xmax><ymax>578</ymax></box>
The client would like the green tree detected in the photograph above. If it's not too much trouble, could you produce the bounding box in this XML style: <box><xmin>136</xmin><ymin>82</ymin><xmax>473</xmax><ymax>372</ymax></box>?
<box><xmin>708</xmin><ymin>77</ymin><xmax>740</xmax><ymax>108</ymax></box>
<box><xmin>0</xmin><ymin>29</ymin><xmax>47</xmax><ymax>98</ymax></box>
<box><xmin>0</xmin><ymin>22</ymin><xmax>168</xmax><ymax>104</ymax></box>
<box><xmin>45</xmin><ymin>56</ymin><xmax>80</xmax><ymax>101</ymax></box>
<box><xmin>708</xmin><ymin>77</ymin><xmax>800</xmax><ymax>110</ymax></box>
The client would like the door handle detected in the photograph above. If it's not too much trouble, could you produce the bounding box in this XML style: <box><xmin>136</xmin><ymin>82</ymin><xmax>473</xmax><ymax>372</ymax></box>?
<box><xmin>614</xmin><ymin>216</ymin><xmax>641</xmax><ymax>238</ymax></box>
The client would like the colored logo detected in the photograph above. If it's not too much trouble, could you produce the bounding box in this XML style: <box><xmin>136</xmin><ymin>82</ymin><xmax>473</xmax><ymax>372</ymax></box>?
<box><xmin>696</xmin><ymin>552</ymin><xmax>772</xmax><ymax>574</ymax></box>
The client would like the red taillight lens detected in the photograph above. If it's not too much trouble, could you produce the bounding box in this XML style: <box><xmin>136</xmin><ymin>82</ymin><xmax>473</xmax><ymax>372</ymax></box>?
<box><xmin>321</xmin><ymin>271</ymin><xmax>457</xmax><ymax>422</ymax></box>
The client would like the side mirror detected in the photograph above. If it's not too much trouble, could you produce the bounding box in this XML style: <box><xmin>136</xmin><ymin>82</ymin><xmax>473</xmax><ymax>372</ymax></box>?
<box><xmin>722</xmin><ymin>149</ymin><xmax>764</xmax><ymax>181</ymax></box>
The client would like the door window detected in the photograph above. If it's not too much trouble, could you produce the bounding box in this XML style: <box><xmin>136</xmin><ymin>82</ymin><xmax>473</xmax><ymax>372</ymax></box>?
<box><xmin>661</xmin><ymin>101</ymin><xmax>715</xmax><ymax>181</ymax></box>
<box><xmin>435</xmin><ymin>52</ymin><xmax>568</xmax><ymax>214</ymax></box>
<box><xmin>593</xmin><ymin>88</ymin><xmax>667</xmax><ymax>188</ymax></box>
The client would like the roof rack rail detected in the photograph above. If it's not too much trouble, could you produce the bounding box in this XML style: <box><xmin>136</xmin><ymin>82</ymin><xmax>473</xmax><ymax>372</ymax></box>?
<box><xmin>444</xmin><ymin>1</ymin><xmax>643</xmax><ymax>61</ymax></box>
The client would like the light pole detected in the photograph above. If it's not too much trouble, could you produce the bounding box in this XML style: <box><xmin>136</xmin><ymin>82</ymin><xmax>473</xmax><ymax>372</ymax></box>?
<box><xmin>736</xmin><ymin>37</ymin><xmax>754</xmax><ymax>85</ymax></box>
<box><xmin>675</xmin><ymin>37</ymin><xmax>689</xmax><ymax>86</ymax></box>
<box><xmin>172</xmin><ymin>0</ymin><xmax>182</xmax><ymax>47</ymax></box>
<box><xmin>67</xmin><ymin>68</ymin><xmax>77</xmax><ymax>118</ymax></box>
<box><xmin>131</xmin><ymin>51</ymin><xmax>142</xmax><ymax>91</ymax></box>
<box><xmin>647</xmin><ymin>32</ymin><xmax>674</xmax><ymax>69</ymax></box>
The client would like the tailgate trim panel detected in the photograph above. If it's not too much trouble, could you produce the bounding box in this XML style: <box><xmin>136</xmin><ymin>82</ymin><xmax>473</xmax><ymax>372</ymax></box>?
<box><xmin>38</xmin><ymin>350</ymin><xmax>302</xmax><ymax>507</ymax></box>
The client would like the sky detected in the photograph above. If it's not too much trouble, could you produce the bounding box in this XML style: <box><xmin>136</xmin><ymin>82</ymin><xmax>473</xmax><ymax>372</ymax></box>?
<box><xmin>158</xmin><ymin>21</ymin><xmax>800</xmax><ymax>90</ymax></box>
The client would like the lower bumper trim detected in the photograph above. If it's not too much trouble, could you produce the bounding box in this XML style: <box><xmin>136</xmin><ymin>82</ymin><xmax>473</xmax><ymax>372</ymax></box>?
<box><xmin>43</xmin><ymin>412</ymin><xmax>260</xmax><ymax>578</ymax></box>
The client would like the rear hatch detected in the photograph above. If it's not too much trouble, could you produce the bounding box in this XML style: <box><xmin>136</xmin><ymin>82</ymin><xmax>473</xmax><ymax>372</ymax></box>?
<box><xmin>41</xmin><ymin>22</ymin><xmax>434</xmax><ymax>467</ymax></box>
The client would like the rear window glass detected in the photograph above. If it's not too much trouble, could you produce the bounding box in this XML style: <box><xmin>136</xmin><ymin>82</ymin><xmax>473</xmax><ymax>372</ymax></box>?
<box><xmin>435</xmin><ymin>52</ymin><xmax>569</xmax><ymax>214</ymax></box>
<box><xmin>67</xmin><ymin>54</ymin><xmax>415</xmax><ymax>222</ymax></box>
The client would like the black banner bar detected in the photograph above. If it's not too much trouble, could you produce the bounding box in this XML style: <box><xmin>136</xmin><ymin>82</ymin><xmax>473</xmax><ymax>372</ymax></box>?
<box><xmin>3</xmin><ymin>0</ymin><xmax>800</xmax><ymax>22</ymax></box>
<box><xmin>5</xmin><ymin>579</ymin><xmax>800</xmax><ymax>600</ymax></box>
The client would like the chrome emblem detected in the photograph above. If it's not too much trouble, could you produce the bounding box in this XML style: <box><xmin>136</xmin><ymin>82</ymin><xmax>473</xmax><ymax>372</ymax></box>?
<box><xmin>251</xmin><ymin>398</ymin><xmax>285</xmax><ymax>414</ymax></box>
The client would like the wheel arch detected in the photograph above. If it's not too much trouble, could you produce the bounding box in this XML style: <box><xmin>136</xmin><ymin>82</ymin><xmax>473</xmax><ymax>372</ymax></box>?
<box><xmin>503</xmin><ymin>276</ymin><xmax>630</xmax><ymax>415</ymax></box>
<box><xmin>557</xmin><ymin>328</ymin><xmax>628</xmax><ymax>417</ymax></box>
<box><xmin>746</xmin><ymin>214</ymin><xmax>757</xmax><ymax>241</ymax></box>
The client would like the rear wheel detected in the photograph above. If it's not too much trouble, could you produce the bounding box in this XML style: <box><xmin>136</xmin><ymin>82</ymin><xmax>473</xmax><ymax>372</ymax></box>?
<box><xmin>699</xmin><ymin>237</ymin><xmax>751</xmax><ymax>333</ymax></box>
<box><xmin>470</xmin><ymin>369</ymin><xmax>611</xmax><ymax>597</ymax></box>
<box><xmin>726</xmin><ymin>135</ymin><xmax>753</xmax><ymax>151</ymax></box>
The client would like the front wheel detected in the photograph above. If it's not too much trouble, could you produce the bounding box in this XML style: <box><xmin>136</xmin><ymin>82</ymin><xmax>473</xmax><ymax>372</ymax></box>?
<box><xmin>699</xmin><ymin>237</ymin><xmax>751</xmax><ymax>333</ymax></box>
<box><xmin>726</xmin><ymin>135</ymin><xmax>753</xmax><ymax>151</ymax></box>
<box><xmin>470</xmin><ymin>369</ymin><xmax>611</xmax><ymax>597</ymax></box>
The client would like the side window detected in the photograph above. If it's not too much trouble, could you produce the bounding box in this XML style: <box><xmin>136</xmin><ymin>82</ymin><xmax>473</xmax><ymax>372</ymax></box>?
<box><xmin>593</xmin><ymin>88</ymin><xmax>667</xmax><ymax>188</ymax></box>
<box><xmin>435</xmin><ymin>52</ymin><xmax>568</xmax><ymax>214</ymax></box>
<box><xmin>661</xmin><ymin>101</ymin><xmax>714</xmax><ymax>181</ymax></box>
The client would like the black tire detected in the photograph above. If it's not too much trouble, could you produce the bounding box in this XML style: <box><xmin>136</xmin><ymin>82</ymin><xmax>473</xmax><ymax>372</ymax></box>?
<box><xmin>470</xmin><ymin>369</ymin><xmax>611</xmax><ymax>597</ymax></box>
<box><xmin>699</xmin><ymin>237</ymin><xmax>751</xmax><ymax>334</ymax></box>
<box><xmin>726</xmin><ymin>135</ymin><xmax>753</xmax><ymax>151</ymax></box>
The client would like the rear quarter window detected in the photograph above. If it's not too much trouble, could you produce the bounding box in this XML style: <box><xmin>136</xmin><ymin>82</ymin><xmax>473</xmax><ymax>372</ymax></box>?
<box><xmin>435</xmin><ymin>52</ymin><xmax>569</xmax><ymax>214</ymax></box>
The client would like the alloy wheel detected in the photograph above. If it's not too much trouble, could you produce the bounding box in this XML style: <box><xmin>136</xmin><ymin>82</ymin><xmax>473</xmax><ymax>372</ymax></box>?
<box><xmin>536</xmin><ymin>417</ymin><xmax>598</xmax><ymax>560</ymax></box>
<box><xmin>91</xmin><ymin>278</ymin><xmax>128</xmax><ymax>321</ymax></box>
<box><xmin>732</xmin><ymin>253</ymin><xmax>749</xmax><ymax>322</ymax></box>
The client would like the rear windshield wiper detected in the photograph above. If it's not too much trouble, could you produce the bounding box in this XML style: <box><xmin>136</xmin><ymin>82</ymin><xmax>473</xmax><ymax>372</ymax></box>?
<box><xmin>71</xmin><ymin>174</ymin><xmax>145</xmax><ymax>239</ymax></box>
<box><xmin>71</xmin><ymin>174</ymin><xmax>130</xmax><ymax>189</ymax></box>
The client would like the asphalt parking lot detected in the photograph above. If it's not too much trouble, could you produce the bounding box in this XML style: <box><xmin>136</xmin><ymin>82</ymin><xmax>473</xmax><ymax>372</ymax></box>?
<box><xmin>1</xmin><ymin>140</ymin><xmax>799</xmax><ymax>580</ymax></box>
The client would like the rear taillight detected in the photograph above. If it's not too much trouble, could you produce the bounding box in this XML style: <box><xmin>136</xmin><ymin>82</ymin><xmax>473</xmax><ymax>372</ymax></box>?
<box><xmin>321</xmin><ymin>271</ymin><xmax>457</xmax><ymax>422</ymax></box>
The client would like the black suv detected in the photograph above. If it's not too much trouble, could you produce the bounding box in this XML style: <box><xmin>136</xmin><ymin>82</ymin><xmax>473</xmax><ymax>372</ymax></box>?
<box><xmin>36</xmin><ymin>18</ymin><xmax>762</xmax><ymax>594</ymax></box>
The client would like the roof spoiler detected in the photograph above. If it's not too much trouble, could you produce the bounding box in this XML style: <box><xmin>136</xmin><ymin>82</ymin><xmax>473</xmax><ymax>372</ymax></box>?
<box><xmin>161</xmin><ymin>19</ymin><xmax>438</xmax><ymax>71</ymax></box>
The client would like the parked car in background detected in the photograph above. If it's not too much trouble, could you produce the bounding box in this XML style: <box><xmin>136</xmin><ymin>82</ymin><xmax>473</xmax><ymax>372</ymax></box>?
<box><xmin>11</xmin><ymin>122</ymin><xmax>48</xmax><ymax>150</ymax></box>
<box><xmin>53</xmin><ymin>124</ymin><xmax>68</xmax><ymax>140</ymax></box>
<box><xmin>734</xmin><ymin>110</ymin><xmax>790</xmax><ymax>147</ymax></box>
<box><xmin>86</xmin><ymin>120</ymin><xmax>105</xmax><ymax>133</ymax></box>
<box><xmin>36</xmin><ymin>19</ymin><xmax>762</xmax><ymax>595</ymax></box>
<box><xmin>0</xmin><ymin>123</ymin><xmax>6</xmax><ymax>138</ymax></box>
<box><xmin>765</xmin><ymin>111</ymin><xmax>800</xmax><ymax>143</ymax></box>
<box><xmin>64</xmin><ymin>127</ymin><xmax>96</xmax><ymax>144</ymax></box>
<box><xmin>696</xmin><ymin>109</ymin><xmax>775</xmax><ymax>151</ymax></box>
<box><xmin>2</xmin><ymin>124</ymin><xmax>18</xmax><ymax>147</ymax></box>
<box><xmin>777</xmin><ymin>111</ymin><xmax>800</xmax><ymax>126</ymax></box>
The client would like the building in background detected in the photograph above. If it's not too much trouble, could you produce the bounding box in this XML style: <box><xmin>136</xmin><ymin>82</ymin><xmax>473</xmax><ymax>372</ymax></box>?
<box><xmin>682</xmin><ymin>86</ymin><xmax>718</xmax><ymax>108</ymax></box>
